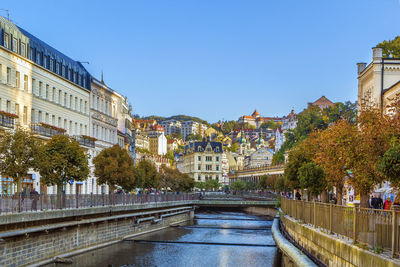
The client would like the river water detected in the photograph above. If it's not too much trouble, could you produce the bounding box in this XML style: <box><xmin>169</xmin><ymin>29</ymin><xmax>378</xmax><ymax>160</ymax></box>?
<box><xmin>48</xmin><ymin>211</ymin><xmax>278</xmax><ymax>267</ymax></box>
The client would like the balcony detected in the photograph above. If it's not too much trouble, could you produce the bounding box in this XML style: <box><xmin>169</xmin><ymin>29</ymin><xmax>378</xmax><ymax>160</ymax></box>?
<box><xmin>31</xmin><ymin>123</ymin><xmax>66</xmax><ymax>137</ymax></box>
<box><xmin>0</xmin><ymin>111</ymin><xmax>17</xmax><ymax>129</ymax></box>
<box><xmin>74</xmin><ymin>135</ymin><xmax>96</xmax><ymax>148</ymax></box>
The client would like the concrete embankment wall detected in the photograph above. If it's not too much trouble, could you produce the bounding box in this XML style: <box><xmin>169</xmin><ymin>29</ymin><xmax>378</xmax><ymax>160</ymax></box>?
<box><xmin>0</xmin><ymin>204</ymin><xmax>194</xmax><ymax>267</ymax></box>
<box><xmin>281</xmin><ymin>214</ymin><xmax>400</xmax><ymax>267</ymax></box>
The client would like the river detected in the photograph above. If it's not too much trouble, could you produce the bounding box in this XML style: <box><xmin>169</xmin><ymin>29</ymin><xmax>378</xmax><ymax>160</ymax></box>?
<box><xmin>47</xmin><ymin>210</ymin><xmax>278</xmax><ymax>267</ymax></box>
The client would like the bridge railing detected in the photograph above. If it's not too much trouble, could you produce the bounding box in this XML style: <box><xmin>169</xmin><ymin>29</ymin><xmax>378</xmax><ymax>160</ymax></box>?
<box><xmin>0</xmin><ymin>193</ymin><xmax>199</xmax><ymax>214</ymax></box>
<box><xmin>281</xmin><ymin>198</ymin><xmax>399</xmax><ymax>257</ymax></box>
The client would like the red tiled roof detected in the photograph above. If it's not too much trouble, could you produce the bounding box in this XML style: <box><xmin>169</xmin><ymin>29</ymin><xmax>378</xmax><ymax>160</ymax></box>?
<box><xmin>252</xmin><ymin>109</ymin><xmax>260</xmax><ymax>116</ymax></box>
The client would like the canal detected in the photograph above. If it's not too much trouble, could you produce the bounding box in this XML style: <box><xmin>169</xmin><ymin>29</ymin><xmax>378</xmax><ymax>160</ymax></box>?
<box><xmin>47</xmin><ymin>210</ymin><xmax>278</xmax><ymax>267</ymax></box>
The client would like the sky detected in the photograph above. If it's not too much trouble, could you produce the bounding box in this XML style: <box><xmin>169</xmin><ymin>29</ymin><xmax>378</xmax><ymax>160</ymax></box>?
<box><xmin>3</xmin><ymin>1</ymin><xmax>400</xmax><ymax>122</ymax></box>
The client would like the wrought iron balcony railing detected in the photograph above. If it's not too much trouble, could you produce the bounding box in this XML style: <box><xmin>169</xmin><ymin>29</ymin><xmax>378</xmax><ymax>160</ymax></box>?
<box><xmin>0</xmin><ymin>113</ymin><xmax>16</xmax><ymax>129</ymax></box>
<box><xmin>31</xmin><ymin>123</ymin><xmax>66</xmax><ymax>137</ymax></box>
<box><xmin>74</xmin><ymin>135</ymin><xmax>96</xmax><ymax>148</ymax></box>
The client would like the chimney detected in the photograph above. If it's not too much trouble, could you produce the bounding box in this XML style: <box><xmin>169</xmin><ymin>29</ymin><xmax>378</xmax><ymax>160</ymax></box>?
<box><xmin>372</xmin><ymin>47</ymin><xmax>383</xmax><ymax>60</ymax></box>
<box><xmin>357</xmin><ymin>62</ymin><xmax>367</xmax><ymax>75</ymax></box>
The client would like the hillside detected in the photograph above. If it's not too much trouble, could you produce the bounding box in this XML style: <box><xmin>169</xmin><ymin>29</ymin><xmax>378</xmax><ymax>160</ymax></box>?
<box><xmin>141</xmin><ymin>114</ymin><xmax>210</xmax><ymax>126</ymax></box>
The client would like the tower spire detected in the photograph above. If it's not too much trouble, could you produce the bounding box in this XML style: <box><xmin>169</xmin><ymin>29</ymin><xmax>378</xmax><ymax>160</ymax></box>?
<box><xmin>101</xmin><ymin>71</ymin><xmax>104</xmax><ymax>84</ymax></box>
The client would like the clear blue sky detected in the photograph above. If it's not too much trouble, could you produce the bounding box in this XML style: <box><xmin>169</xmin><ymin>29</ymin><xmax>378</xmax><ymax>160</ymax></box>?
<box><xmin>3</xmin><ymin>1</ymin><xmax>400</xmax><ymax>122</ymax></box>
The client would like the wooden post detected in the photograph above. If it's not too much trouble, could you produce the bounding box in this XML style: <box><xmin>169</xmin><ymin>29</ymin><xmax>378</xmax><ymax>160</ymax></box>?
<box><xmin>329</xmin><ymin>203</ymin><xmax>333</xmax><ymax>234</ymax></box>
<box><xmin>353</xmin><ymin>206</ymin><xmax>358</xmax><ymax>243</ymax></box>
<box><xmin>313</xmin><ymin>201</ymin><xmax>317</xmax><ymax>226</ymax></box>
<box><xmin>392</xmin><ymin>207</ymin><xmax>399</xmax><ymax>258</ymax></box>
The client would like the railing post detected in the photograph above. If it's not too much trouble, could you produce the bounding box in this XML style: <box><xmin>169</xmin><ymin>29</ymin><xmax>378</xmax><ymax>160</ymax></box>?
<box><xmin>353</xmin><ymin>206</ymin><xmax>358</xmax><ymax>243</ymax></box>
<box><xmin>329</xmin><ymin>203</ymin><xmax>333</xmax><ymax>234</ymax></box>
<box><xmin>392</xmin><ymin>208</ymin><xmax>399</xmax><ymax>258</ymax></box>
<box><xmin>313</xmin><ymin>201</ymin><xmax>316</xmax><ymax>226</ymax></box>
<box><xmin>76</xmin><ymin>194</ymin><xmax>78</xmax><ymax>209</ymax></box>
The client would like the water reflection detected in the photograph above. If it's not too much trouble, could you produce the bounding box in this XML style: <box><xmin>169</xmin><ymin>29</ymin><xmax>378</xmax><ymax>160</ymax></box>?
<box><xmin>46</xmin><ymin>211</ymin><xmax>277</xmax><ymax>267</ymax></box>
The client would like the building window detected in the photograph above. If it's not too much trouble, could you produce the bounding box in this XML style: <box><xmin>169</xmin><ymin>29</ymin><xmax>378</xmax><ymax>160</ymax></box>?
<box><xmin>52</xmin><ymin>115</ymin><xmax>55</xmax><ymax>126</ymax></box>
<box><xmin>23</xmin><ymin>75</ymin><xmax>28</xmax><ymax>91</ymax></box>
<box><xmin>198</xmin><ymin>156</ymin><xmax>201</xmax><ymax>161</ymax></box>
<box><xmin>58</xmin><ymin>117</ymin><xmax>61</xmax><ymax>127</ymax></box>
<box><xmin>6</xmin><ymin>67</ymin><xmax>11</xmax><ymax>84</ymax></box>
<box><xmin>20</xmin><ymin>43</ymin><xmax>26</xmax><ymax>57</ymax></box>
<box><xmin>38</xmin><ymin>82</ymin><xmax>42</xmax><ymax>97</ymax></box>
<box><xmin>50</xmin><ymin>59</ymin><xmax>54</xmax><ymax>71</ymax></box>
<box><xmin>31</xmin><ymin>78</ymin><xmax>35</xmax><ymax>94</ymax></box>
<box><xmin>12</xmin><ymin>38</ymin><xmax>18</xmax><ymax>53</ymax></box>
<box><xmin>206</xmin><ymin>165</ymin><xmax>212</xmax><ymax>171</ymax></box>
<box><xmin>56</xmin><ymin>63</ymin><xmax>60</xmax><ymax>75</ymax></box>
<box><xmin>31</xmin><ymin>109</ymin><xmax>35</xmax><ymax>123</ymax></box>
<box><xmin>42</xmin><ymin>56</ymin><xmax>47</xmax><ymax>68</ymax></box>
<box><xmin>52</xmin><ymin>87</ymin><xmax>55</xmax><ymax>102</ymax></box>
<box><xmin>45</xmin><ymin>113</ymin><xmax>49</xmax><ymax>124</ymax></box>
<box><xmin>38</xmin><ymin>111</ymin><xmax>42</xmax><ymax>123</ymax></box>
<box><xmin>36</xmin><ymin>52</ymin><xmax>41</xmax><ymax>65</ymax></box>
<box><xmin>198</xmin><ymin>165</ymin><xmax>201</xmax><ymax>170</ymax></box>
<box><xmin>216</xmin><ymin>156</ymin><xmax>219</xmax><ymax>162</ymax></box>
<box><xmin>4</xmin><ymin>33</ymin><xmax>9</xmax><ymax>48</ymax></box>
<box><xmin>80</xmin><ymin>99</ymin><xmax>82</xmax><ymax>113</ymax></box>
<box><xmin>30</xmin><ymin>48</ymin><xmax>34</xmax><ymax>60</ymax></box>
<box><xmin>216</xmin><ymin>165</ymin><xmax>219</xmax><ymax>171</ymax></box>
<box><xmin>84</xmin><ymin>101</ymin><xmax>87</xmax><ymax>114</ymax></box>
<box><xmin>75</xmin><ymin>97</ymin><xmax>78</xmax><ymax>110</ymax></box>
<box><xmin>45</xmin><ymin>85</ymin><xmax>49</xmax><ymax>99</ymax></box>
<box><xmin>58</xmin><ymin>90</ymin><xmax>61</xmax><ymax>104</ymax></box>
<box><xmin>206</xmin><ymin>156</ymin><xmax>212</xmax><ymax>162</ymax></box>
<box><xmin>15</xmin><ymin>71</ymin><xmax>20</xmax><ymax>88</ymax></box>
<box><xmin>15</xmin><ymin>103</ymin><xmax>19</xmax><ymax>118</ymax></box>
<box><xmin>70</xmin><ymin>95</ymin><xmax>72</xmax><ymax>108</ymax></box>
<box><xmin>64</xmin><ymin>93</ymin><xmax>67</xmax><ymax>106</ymax></box>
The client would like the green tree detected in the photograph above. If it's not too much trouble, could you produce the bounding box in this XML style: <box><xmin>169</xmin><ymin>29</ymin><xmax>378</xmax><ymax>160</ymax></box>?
<box><xmin>227</xmin><ymin>142</ymin><xmax>239</xmax><ymax>153</ymax></box>
<box><xmin>93</xmin><ymin>145</ymin><xmax>135</xmax><ymax>192</ymax></box>
<box><xmin>283</xmin><ymin>146</ymin><xmax>312</xmax><ymax>190</ymax></box>
<box><xmin>377</xmin><ymin>36</ymin><xmax>400</xmax><ymax>58</ymax></box>
<box><xmin>260</xmin><ymin>121</ymin><xmax>280</xmax><ymax>130</ymax></box>
<box><xmin>230</xmin><ymin>180</ymin><xmax>246</xmax><ymax>192</ymax></box>
<box><xmin>298</xmin><ymin>162</ymin><xmax>326</xmax><ymax>199</ymax></box>
<box><xmin>274</xmin><ymin>176</ymin><xmax>286</xmax><ymax>192</ymax></box>
<box><xmin>378</xmin><ymin>140</ymin><xmax>400</xmax><ymax>188</ymax></box>
<box><xmin>258</xmin><ymin>175</ymin><xmax>268</xmax><ymax>189</ymax></box>
<box><xmin>195</xmin><ymin>181</ymin><xmax>206</xmax><ymax>190</ymax></box>
<box><xmin>221</xmin><ymin>120</ymin><xmax>237</xmax><ymax>135</ymax></box>
<box><xmin>37</xmin><ymin>135</ymin><xmax>89</xmax><ymax>207</ymax></box>
<box><xmin>205</xmin><ymin>179</ymin><xmax>221</xmax><ymax>190</ymax></box>
<box><xmin>0</xmin><ymin>128</ymin><xmax>41</xmax><ymax>193</ymax></box>
<box><xmin>322</xmin><ymin>101</ymin><xmax>357</xmax><ymax>125</ymax></box>
<box><xmin>135</xmin><ymin>160</ymin><xmax>159</xmax><ymax>189</ymax></box>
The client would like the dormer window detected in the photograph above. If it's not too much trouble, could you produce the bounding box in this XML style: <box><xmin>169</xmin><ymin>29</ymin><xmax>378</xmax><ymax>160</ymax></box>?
<box><xmin>198</xmin><ymin>146</ymin><xmax>202</xmax><ymax>151</ymax></box>
<box><xmin>4</xmin><ymin>33</ymin><xmax>9</xmax><ymax>48</ymax></box>
<box><xmin>20</xmin><ymin>43</ymin><xmax>26</xmax><ymax>57</ymax></box>
<box><xmin>12</xmin><ymin>37</ymin><xmax>18</xmax><ymax>52</ymax></box>
<box><xmin>215</xmin><ymin>147</ymin><xmax>220</xmax><ymax>152</ymax></box>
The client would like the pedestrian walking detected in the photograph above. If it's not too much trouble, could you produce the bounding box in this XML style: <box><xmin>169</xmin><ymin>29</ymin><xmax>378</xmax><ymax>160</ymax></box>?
<box><xmin>295</xmin><ymin>191</ymin><xmax>301</xmax><ymax>200</ymax></box>
<box><xmin>30</xmin><ymin>189</ymin><xmax>39</xmax><ymax>211</ymax></box>
<box><xmin>384</xmin><ymin>197</ymin><xmax>392</xmax><ymax>210</ymax></box>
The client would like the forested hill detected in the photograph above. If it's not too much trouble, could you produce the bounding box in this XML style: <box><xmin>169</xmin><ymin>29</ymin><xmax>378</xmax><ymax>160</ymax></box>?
<box><xmin>140</xmin><ymin>115</ymin><xmax>210</xmax><ymax>126</ymax></box>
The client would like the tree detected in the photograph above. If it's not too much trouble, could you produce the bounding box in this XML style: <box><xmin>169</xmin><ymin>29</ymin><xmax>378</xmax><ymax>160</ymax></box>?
<box><xmin>260</xmin><ymin>121</ymin><xmax>280</xmax><ymax>130</ymax></box>
<box><xmin>93</xmin><ymin>145</ymin><xmax>135</xmax><ymax>192</ymax></box>
<box><xmin>205</xmin><ymin>179</ymin><xmax>221</xmax><ymax>190</ymax></box>
<box><xmin>195</xmin><ymin>181</ymin><xmax>206</xmax><ymax>190</ymax></box>
<box><xmin>230</xmin><ymin>180</ymin><xmax>246</xmax><ymax>192</ymax></box>
<box><xmin>322</xmin><ymin>101</ymin><xmax>357</xmax><ymax>125</ymax></box>
<box><xmin>274</xmin><ymin>176</ymin><xmax>286</xmax><ymax>192</ymax></box>
<box><xmin>258</xmin><ymin>175</ymin><xmax>268</xmax><ymax>189</ymax></box>
<box><xmin>298</xmin><ymin>162</ymin><xmax>326</xmax><ymax>199</ymax></box>
<box><xmin>37</xmin><ymin>135</ymin><xmax>89</xmax><ymax>207</ymax></box>
<box><xmin>0</xmin><ymin>128</ymin><xmax>41</xmax><ymax>193</ymax></box>
<box><xmin>379</xmin><ymin>140</ymin><xmax>400</xmax><ymax>188</ymax></box>
<box><xmin>135</xmin><ymin>160</ymin><xmax>159</xmax><ymax>189</ymax></box>
<box><xmin>283</xmin><ymin>146</ymin><xmax>312</xmax><ymax>190</ymax></box>
<box><xmin>160</xmin><ymin>165</ymin><xmax>194</xmax><ymax>192</ymax></box>
<box><xmin>221</xmin><ymin>120</ymin><xmax>237</xmax><ymax>135</ymax></box>
<box><xmin>312</xmin><ymin>121</ymin><xmax>358</xmax><ymax>205</ymax></box>
<box><xmin>377</xmin><ymin>36</ymin><xmax>400</xmax><ymax>58</ymax></box>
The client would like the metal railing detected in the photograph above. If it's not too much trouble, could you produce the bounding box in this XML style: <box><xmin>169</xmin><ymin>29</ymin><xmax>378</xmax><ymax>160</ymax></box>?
<box><xmin>0</xmin><ymin>193</ymin><xmax>198</xmax><ymax>214</ymax></box>
<box><xmin>74</xmin><ymin>135</ymin><xmax>95</xmax><ymax>148</ymax></box>
<box><xmin>0</xmin><ymin>114</ymin><xmax>15</xmax><ymax>128</ymax></box>
<box><xmin>31</xmin><ymin>123</ymin><xmax>65</xmax><ymax>137</ymax></box>
<box><xmin>281</xmin><ymin>198</ymin><xmax>400</xmax><ymax>257</ymax></box>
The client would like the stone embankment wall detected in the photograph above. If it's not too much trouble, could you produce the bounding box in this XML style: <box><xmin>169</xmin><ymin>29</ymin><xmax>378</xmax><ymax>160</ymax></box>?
<box><xmin>0</xmin><ymin>207</ymin><xmax>193</xmax><ymax>267</ymax></box>
<box><xmin>281</xmin><ymin>215</ymin><xmax>400</xmax><ymax>267</ymax></box>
